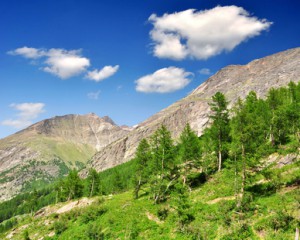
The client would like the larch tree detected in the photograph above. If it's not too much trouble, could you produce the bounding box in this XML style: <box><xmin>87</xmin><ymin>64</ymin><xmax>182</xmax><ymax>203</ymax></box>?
<box><xmin>133</xmin><ymin>138</ymin><xmax>151</xmax><ymax>199</ymax></box>
<box><xmin>208</xmin><ymin>92</ymin><xmax>230</xmax><ymax>171</ymax></box>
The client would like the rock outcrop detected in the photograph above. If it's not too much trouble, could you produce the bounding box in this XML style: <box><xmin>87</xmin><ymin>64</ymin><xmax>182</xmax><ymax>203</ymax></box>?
<box><xmin>88</xmin><ymin>47</ymin><xmax>300</xmax><ymax>172</ymax></box>
<box><xmin>0</xmin><ymin>113</ymin><xmax>130</xmax><ymax>201</ymax></box>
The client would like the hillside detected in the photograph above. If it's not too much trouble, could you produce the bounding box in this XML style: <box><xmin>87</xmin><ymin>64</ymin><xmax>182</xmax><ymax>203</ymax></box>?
<box><xmin>88</xmin><ymin>47</ymin><xmax>300</xmax><ymax>172</ymax></box>
<box><xmin>0</xmin><ymin>49</ymin><xmax>299</xmax><ymax>239</ymax></box>
<box><xmin>0</xmin><ymin>113</ymin><xmax>130</xmax><ymax>201</ymax></box>
<box><xmin>1</xmin><ymin>153</ymin><xmax>299</xmax><ymax>239</ymax></box>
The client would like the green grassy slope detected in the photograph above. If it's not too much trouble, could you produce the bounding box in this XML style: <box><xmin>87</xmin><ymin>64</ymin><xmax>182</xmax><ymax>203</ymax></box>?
<box><xmin>1</xmin><ymin>156</ymin><xmax>298</xmax><ymax>240</ymax></box>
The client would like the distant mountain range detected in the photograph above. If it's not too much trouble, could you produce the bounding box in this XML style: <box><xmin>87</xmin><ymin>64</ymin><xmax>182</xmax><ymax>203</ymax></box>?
<box><xmin>1</xmin><ymin>47</ymin><xmax>299</xmax><ymax>201</ymax></box>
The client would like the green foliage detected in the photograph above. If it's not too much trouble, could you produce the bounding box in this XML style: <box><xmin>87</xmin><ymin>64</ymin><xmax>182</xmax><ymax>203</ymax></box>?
<box><xmin>1</xmin><ymin>82</ymin><xmax>300</xmax><ymax>240</ymax></box>
<box><xmin>133</xmin><ymin>138</ymin><xmax>151</xmax><ymax>199</ymax></box>
<box><xmin>53</xmin><ymin>219</ymin><xmax>68</xmax><ymax>235</ymax></box>
<box><xmin>208</xmin><ymin>92</ymin><xmax>230</xmax><ymax>171</ymax></box>
<box><xmin>56</xmin><ymin>169</ymin><xmax>84</xmax><ymax>201</ymax></box>
<box><xmin>85</xmin><ymin>222</ymin><xmax>106</xmax><ymax>239</ymax></box>
<box><xmin>80</xmin><ymin>205</ymin><xmax>107</xmax><ymax>224</ymax></box>
<box><xmin>22</xmin><ymin>230</ymin><xmax>31</xmax><ymax>240</ymax></box>
<box><xmin>86</xmin><ymin>168</ymin><xmax>101</xmax><ymax>197</ymax></box>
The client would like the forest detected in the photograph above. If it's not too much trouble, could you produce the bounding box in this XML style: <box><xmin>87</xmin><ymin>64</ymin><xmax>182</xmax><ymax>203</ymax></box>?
<box><xmin>0</xmin><ymin>82</ymin><xmax>299</xmax><ymax>239</ymax></box>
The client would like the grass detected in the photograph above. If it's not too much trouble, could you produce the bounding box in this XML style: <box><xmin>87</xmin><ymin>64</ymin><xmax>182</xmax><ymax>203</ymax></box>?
<box><xmin>1</xmin><ymin>158</ymin><xmax>298</xmax><ymax>240</ymax></box>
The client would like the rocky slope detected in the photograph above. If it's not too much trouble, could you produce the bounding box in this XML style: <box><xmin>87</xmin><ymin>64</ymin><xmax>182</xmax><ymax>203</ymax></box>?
<box><xmin>88</xmin><ymin>47</ymin><xmax>300</xmax><ymax>172</ymax></box>
<box><xmin>0</xmin><ymin>113</ymin><xmax>130</xmax><ymax>201</ymax></box>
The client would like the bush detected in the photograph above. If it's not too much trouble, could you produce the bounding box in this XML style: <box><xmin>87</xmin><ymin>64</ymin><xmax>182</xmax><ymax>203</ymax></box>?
<box><xmin>85</xmin><ymin>222</ymin><xmax>106</xmax><ymax>240</ymax></box>
<box><xmin>157</xmin><ymin>207</ymin><xmax>168</xmax><ymax>220</ymax></box>
<box><xmin>81</xmin><ymin>205</ymin><xmax>107</xmax><ymax>224</ymax></box>
<box><xmin>53</xmin><ymin>219</ymin><xmax>68</xmax><ymax>235</ymax></box>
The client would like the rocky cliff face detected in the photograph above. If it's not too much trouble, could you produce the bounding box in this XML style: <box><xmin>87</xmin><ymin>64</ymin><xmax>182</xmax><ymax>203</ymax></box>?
<box><xmin>88</xmin><ymin>47</ymin><xmax>300</xmax><ymax>172</ymax></box>
<box><xmin>0</xmin><ymin>113</ymin><xmax>130</xmax><ymax>201</ymax></box>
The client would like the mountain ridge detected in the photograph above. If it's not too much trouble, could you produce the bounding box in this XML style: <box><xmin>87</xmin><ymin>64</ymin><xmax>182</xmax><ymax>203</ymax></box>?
<box><xmin>0</xmin><ymin>47</ymin><xmax>299</xmax><ymax>201</ymax></box>
<box><xmin>0</xmin><ymin>113</ymin><xmax>130</xmax><ymax>201</ymax></box>
<box><xmin>87</xmin><ymin>47</ymin><xmax>300</xmax><ymax>172</ymax></box>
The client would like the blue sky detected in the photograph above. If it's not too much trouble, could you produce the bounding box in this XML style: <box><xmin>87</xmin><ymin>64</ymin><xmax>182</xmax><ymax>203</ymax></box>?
<box><xmin>1</xmin><ymin>0</ymin><xmax>300</xmax><ymax>139</ymax></box>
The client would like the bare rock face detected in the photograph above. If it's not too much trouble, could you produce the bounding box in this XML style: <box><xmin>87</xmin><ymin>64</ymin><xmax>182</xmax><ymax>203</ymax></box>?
<box><xmin>89</xmin><ymin>47</ymin><xmax>300</xmax><ymax>172</ymax></box>
<box><xmin>0</xmin><ymin>113</ymin><xmax>130</xmax><ymax>201</ymax></box>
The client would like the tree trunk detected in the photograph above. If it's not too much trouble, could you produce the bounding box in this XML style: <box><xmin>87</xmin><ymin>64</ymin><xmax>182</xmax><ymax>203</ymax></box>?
<box><xmin>218</xmin><ymin>133</ymin><xmax>222</xmax><ymax>172</ymax></box>
<box><xmin>240</xmin><ymin>143</ymin><xmax>246</xmax><ymax>209</ymax></box>
<box><xmin>295</xmin><ymin>228</ymin><xmax>299</xmax><ymax>240</ymax></box>
<box><xmin>89</xmin><ymin>178</ymin><xmax>95</xmax><ymax>197</ymax></box>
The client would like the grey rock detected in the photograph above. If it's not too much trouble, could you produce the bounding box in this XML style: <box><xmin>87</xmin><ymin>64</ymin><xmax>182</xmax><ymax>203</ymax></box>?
<box><xmin>88</xmin><ymin>47</ymin><xmax>300</xmax><ymax>172</ymax></box>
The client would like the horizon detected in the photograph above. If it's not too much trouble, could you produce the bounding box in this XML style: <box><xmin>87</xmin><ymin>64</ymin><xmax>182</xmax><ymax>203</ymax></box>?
<box><xmin>1</xmin><ymin>0</ymin><xmax>300</xmax><ymax>139</ymax></box>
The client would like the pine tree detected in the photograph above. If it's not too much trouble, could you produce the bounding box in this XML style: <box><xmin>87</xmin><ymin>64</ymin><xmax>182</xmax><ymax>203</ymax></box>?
<box><xmin>209</xmin><ymin>92</ymin><xmax>230</xmax><ymax>171</ymax></box>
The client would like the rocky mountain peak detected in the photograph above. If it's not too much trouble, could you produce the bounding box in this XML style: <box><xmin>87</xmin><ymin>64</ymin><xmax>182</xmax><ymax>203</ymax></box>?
<box><xmin>0</xmin><ymin>113</ymin><xmax>130</xmax><ymax>201</ymax></box>
<box><xmin>88</xmin><ymin>47</ymin><xmax>300</xmax><ymax>172</ymax></box>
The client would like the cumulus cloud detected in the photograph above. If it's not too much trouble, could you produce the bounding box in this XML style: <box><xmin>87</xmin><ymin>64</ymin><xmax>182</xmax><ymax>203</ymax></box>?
<box><xmin>135</xmin><ymin>67</ymin><xmax>192</xmax><ymax>93</ymax></box>
<box><xmin>1</xmin><ymin>103</ymin><xmax>45</xmax><ymax>129</ymax></box>
<box><xmin>149</xmin><ymin>6</ymin><xmax>272</xmax><ymax>60</ymax></box>
<box><xmin>43</xmin><ymin>49</ymin><xmax>90</xmax><ymax>79</ymax></box>
<box><xmin>199</xmin><ymin>68</ymin><xmax>212</xmax><ymax>75</ymax></box>
<box><xmin>86</xmin><ymin>65</ymin><xmax>119</xmax><ymax>82</ymax></box>
<box><xmin>87</xmin><ymin>90</ymin><xmax>101</xmax><ymax>100</ymax></box>
<box><xmin>8</xmin><ymin>47</ymin><xmax>91</xmax><ymax>79</ymax></box>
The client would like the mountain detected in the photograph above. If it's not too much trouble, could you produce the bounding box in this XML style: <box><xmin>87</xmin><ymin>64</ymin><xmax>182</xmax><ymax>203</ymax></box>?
<box><xmin>87</xmin><ymin>47</ymin><xmax>300</xmax><ymax>172</ymax></box>
<box><xmin>0</xmin><ymin>113</ymin><xmax>130</xmax><ymax>201</ymax></box>
<box><xmin>1</xmin><ymin>47</ymin><xmax>299</xmax><ymax>201</ymax></box>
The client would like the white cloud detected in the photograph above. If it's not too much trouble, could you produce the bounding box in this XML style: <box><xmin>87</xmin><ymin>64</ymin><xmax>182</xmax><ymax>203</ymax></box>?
<box><xmin>43</xmin><ymin>49</ymin><xmax>90</xmax><ymax>79</ymax></box>
<box><xmin>8</xmin><ymin>46</ymin><xmax>45</xmax><ymax>59</ymax></box>
<box><xmin>199</xmin><ymin>68</ymin><xmax>212</xmax><ymax>75</ymax></box>
<box><xmin>86</xmin><ymin>65</ymin><xmax>119</xmax><ymax>82</ymax></box>
<box><xmin>149</xmin><ymin>6</ymin><xmax>272</xmax><ymax>60</ymax></box>
<box><xmin>1</xmin><ymin>103</ymin><xmax>45</xmax><ymax>129</ymax></box>
<box><xmin>87</xmin><ymin>90</ymin><xmax>101</xmax><ymax>100</ymax></box>
<box><xmin>8</xmin><ymin>47</ymin><xmax>91</xmax><ymax>79</ymax></box>
<box><xmin>135</xmin><ymin>67</ymin><xmax>192</xmax><ymax>93</ymax></box>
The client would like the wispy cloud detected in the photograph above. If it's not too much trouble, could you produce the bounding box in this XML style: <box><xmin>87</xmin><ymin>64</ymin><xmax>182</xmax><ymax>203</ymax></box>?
<box><xmin>1</xmin><ymin>103</ymin><xmax>45</xmax><ymax>129</ymax></box>
<box><xmin>87</xmin><ymin>90</ymin><xmax>101</xmax><ymax>100</ymax></box>
<box><xmin>135</xmin><ymin>67</ymin><xmax>193</xmax><ymax>93</ymax></box>
<box><xmin>86</xmin><ymin>65</ymin><xmax>119</xmax><ymax>82</ymax></box>
<box><xmin>149</xmin><ymin>6</ymin><xmax>272</xmax><ymax>60</ymax></box>
<box><xmin>199</xmin><ymin>68</ymin><xmax>212</xmax><ymax>75</ymax></box>
<box><xmin>8</xmin><ymin>47</ymin><xmax>118</xmax><ymax>81</ymax></box>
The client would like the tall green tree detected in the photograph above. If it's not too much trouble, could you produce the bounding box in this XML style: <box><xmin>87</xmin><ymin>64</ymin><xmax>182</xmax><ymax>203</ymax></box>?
<box><xmin>133</xmin><ymin>138</ymin><xmax>151</xmax><ymax>199</ymax></box>
<box><xmin>209</xmin><ymin>92</ymin><xmax>230</xmax><ymax>171</ymax></box>
<box><xmin>58</xmin><ymin>170</ymin><xmax>84</xmax><ymax>201</ymax></box>
<box><xmin>87</xmin><ymin>168</ymin><xmax>101</xmax><ymax>197</ymax></box>
<box><xmin>230</xmin><ymin>92</ymin><xmax>269</xmax><ymax>208</ymax></box>
<box><xmin>178</xmin><ymin>123</ymin><xmax>201</xmax><ymax>187</ymax></box>
<box><xmin>150</xmin><ymin>125</ymin><xmax>176</xmax><ymax>204</ymax></box>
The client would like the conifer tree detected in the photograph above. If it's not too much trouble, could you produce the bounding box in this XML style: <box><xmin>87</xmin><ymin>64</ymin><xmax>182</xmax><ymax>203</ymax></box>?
<box><xmin>61</xmin><ymin>170</ymin><xmax>84</xmax><ymax>201</ymax></box>
<box><xmin>178</xmin><ymin>123</ymin><xmax>201</xmax><ymax>187</ymax></box>
<box><xmin>209</xmin><ymin>92</ymin><xmax>230</xmax><ymax>171</ymax></box>
<box><xmin>133</xmin><ymin>138</ymin><xmax>151</xmax><ymax>199</ymax></box>
<box><xmin>150</xmin><ymin>125</ymin><xmax>176</xmax><ymax>204</ymax></box>
<box><xmin>87</xmin><ymin>168</ymin><xmax>101</xmax><ymax>197</ymax></box>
